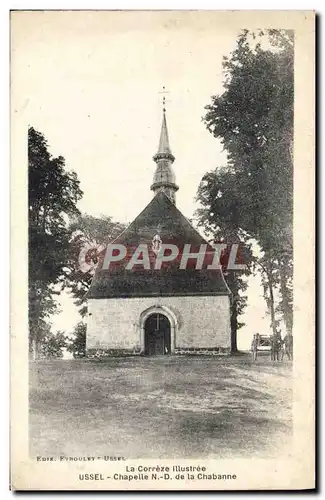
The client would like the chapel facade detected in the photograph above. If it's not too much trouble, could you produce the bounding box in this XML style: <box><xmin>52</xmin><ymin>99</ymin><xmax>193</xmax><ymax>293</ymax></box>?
<box><xmin>86</xmin><ymin>109</ymin><xmax>231</xmax><ymax>356</ymax></box>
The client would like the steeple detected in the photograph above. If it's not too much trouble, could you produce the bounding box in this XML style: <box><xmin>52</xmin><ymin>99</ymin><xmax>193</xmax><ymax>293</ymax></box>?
<box><xmin>151</xmin><ymin>107</ymin><xmax>179</xmax><ymax>204</ymax></box>
<box><xmin>154</xmin><ymin>111</ymin><xmax>175</xmax><ymax>162</ymax></box>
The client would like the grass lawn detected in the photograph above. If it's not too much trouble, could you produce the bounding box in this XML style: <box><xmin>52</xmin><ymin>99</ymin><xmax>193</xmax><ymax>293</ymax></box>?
<box><xmin>29</xmin><ymin>354</ymin><xmax>292</xmax><ymax>459</ymax></box>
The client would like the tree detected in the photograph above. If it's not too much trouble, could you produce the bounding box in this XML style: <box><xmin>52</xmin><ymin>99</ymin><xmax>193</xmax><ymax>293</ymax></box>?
<box><xmin>200</xmin><ymin>30</ymin><xmax>293</xmax><ymax>336</ymax></box>
<box><xmin>67</xmin><ymin>322</ymin><xmax>87</xmax><ymax>358</ymax></box>
<box><xmin>37</xmin><ymin>329</ymin><xmax>68</xmax><ymax>359</ymax></box>
<box><xmin>64</xmin><ymin>214</ymin><xmax>126</xmax><ymax>317</ymax></box>
<box><xmin>196</xmin><ymin>167</ymin><xmax>253</xmax><ymax>352</ymax></box>
<box><xmin>29</xmin><ymin>127</ymin><xmax>83</xmax><ymax>357</ymax></box>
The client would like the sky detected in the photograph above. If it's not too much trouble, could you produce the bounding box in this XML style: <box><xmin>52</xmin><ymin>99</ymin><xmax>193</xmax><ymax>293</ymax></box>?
<box><xmin>12</xmin><ymin>11</ymin><xmax>272</xmax><ymax>349</ymax></box>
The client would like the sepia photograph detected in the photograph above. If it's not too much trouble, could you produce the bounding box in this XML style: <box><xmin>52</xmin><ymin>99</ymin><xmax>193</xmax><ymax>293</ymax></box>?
<box><xmin>10</xmin><ymin>10</ymin><xmax>315</xmax><ymax>490</ymax></box>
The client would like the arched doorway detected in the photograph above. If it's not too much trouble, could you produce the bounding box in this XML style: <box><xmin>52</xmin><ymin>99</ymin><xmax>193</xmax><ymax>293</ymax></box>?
<box><xmin>144</xmin><ymin>313</ymin><xmax>171</xmax><ymax>356</ymax></box>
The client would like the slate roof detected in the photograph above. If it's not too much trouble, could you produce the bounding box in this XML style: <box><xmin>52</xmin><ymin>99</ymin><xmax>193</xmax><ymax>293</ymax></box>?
<box><xmin>87</xmin><ymin>191</ymin><xmax>231</xmax><ymax>299</ymax></box>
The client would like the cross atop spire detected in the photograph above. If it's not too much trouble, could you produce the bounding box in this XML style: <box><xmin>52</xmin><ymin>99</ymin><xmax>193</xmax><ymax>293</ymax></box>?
<box><xmin>159</xmin><ymin>86</ymin><xmax>170</xmax><ymax>113</ymax></box>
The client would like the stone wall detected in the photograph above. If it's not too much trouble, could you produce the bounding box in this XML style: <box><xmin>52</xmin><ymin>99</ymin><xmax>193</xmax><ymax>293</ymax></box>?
<box><xmin>87</xmin><ymin>295</ymin><xmax>231</xmax><ymax>355</ymax></box>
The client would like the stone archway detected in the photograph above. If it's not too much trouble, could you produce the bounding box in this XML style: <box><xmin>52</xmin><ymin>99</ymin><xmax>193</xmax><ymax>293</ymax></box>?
<box><xmin>139</xmin><ymin>305</ymin><xmax>177</xmax><ymax>354</ymax></box>
<box><xmin>144</xmin><ymin>313</ymin><xmax>170</xmax><ymax>356</ymax></box>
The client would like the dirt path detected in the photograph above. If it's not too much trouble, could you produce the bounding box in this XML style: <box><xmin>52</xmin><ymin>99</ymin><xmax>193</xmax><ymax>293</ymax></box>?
<box><xmin>29</xmin><ymin>355</ymin><xmax>292</xmax><ymax>459</ymax></box>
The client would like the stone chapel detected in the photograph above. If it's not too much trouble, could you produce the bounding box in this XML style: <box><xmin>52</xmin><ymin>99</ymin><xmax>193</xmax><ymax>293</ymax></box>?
<box><xmin>86</xmin><ymin>109</ymin><xmax>231</xmax><ymax>356</ymax></box>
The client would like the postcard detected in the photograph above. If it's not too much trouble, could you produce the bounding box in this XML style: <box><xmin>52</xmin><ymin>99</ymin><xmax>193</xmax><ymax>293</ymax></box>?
<box><xmin>10</xmin><ymin>10</ymin><xmax>315</xmax><ymax>490</ymax></box>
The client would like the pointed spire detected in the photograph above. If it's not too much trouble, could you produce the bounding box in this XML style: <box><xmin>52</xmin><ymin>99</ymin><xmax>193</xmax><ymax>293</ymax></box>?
<box><xmin>153</xmin><ymin>109</ymin><xmax>175</xmax><ymax>163</ymax></box>
<box><xmin>158</xmin><ymin>111</ymin><xmax>172</xmax><ymax>154</ymax></box>
<box><xmin>151</xmin><ymin>105</ymin><xmax>178</xmax><ymax>204</ymax></box>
